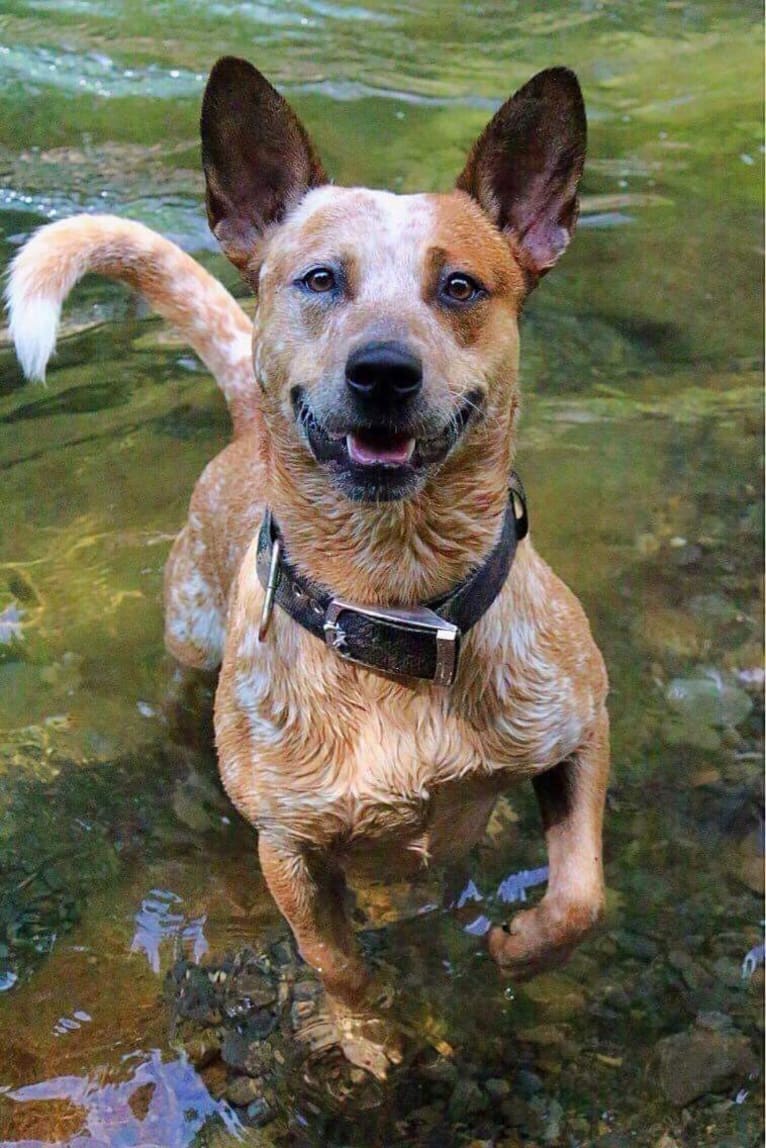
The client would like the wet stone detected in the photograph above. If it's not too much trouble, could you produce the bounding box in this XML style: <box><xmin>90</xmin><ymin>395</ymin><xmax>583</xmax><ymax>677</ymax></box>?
<box><xmin>419</xmin><ymin>1056</ymin><xmax>459</xmax><ymax>1086</ymax></box>
<box><xmin>680</xmin><ymin>960</ymin><xmax>715</xmax><ymax>994</ymax></box>
<box><xmin>541</xmin><ymin>1097</ymin><xmax>564</xmax><ymax>1144</ymax></box>
<box><xmin>224</xmin><ymin>1074</ymin><xmax>264</xmax><ymax>1107</ymax></box>
<box><xmin>484</xmin><ymin>1077</ymin><xmax>511</xmax><ymax>1102</ymax></box>
<box><xmin>447</xmin><ymin>1078</ymin><xmax>488</xmax><ymax>1120</ymax></box>
<box><xmin>522</xmin><ymin>972</ymin><xmax>587</xmax><ymax>1019</ymax></box>
<box><xmin>221</xmin><ymin>1025</ymin><xmax>277</xmax><ymax>1076</ymax></box>
<box><xmin>227</xmin><ymin>972</ymin><xmax>278</xmax><ymax>1010</ymax></box>
<box><xmin>293</xmin><ymin>978</ymin><xmax>321</xmax><ymax>1001</ymax></box>
<box><xmin>246</xmin><ymin>1097</ymin><xmax>274</xmax><ymax>1126</ymax></box>
<box><xmin>598</xmin><ymin>984</ymin><xmax>632</xmax><ymax>1012</ymax></box>
<box><xmin>409</xmin><ymin>1103</ymin><xmax>444</xmax><ymax>1127</ymax></box>
<box><xmin>515</xmin><ymin>1069</ymin><xmax>544</xmax><ymax>1096</ymax></box>
<box><xmin>712</xmin><ymin>956</ymin><xmax>747</xmax><ymax>990</ymax></box>
<box><xmin>695</xmin><ymin>1010</ymin><xmax>736</xmax><ymax>1033</ymax></box>
<box><xmin>167</xmin><ymin>961</ymin><xmax>223</xmax><ymax>1026</ymax></box>
<box><xmin>184</xmin><ymin>1034</ymin><xmax>222</xmax><ymax>1070</ymax></box>
<box><xmin>667</xmin><ymin>949</ymin><xmax>692</xmax><ymax>972</ymax></box>
<box><xmin>665</xmin><ymin>673</ymin><xmax>753</xmax><ymax>730</ymax></box>
<box><xmin>270</xmin><ymin>939</ymin><xmax>298</xmax><ymax>971</ymax></box>
<box><xmin>613</xmin><ymin>929</ymin><xmax>660</xmax><ymax>960</ymax></box>
<box><xmin>516</xmin><ymin>1023</ymin><xmax>568</xmax><ymax>1048</ymax></box>
<box><xmin>291</xmin><ymin>998</ymin><xmax>316</xmax><ymax>1027</ymax></box>
<box><xmin>655</xmin><ymin>1021</ymin><xmax>758</xmax><ymax>1107</ymax></box>
<box><xmin>500</xmin><ymin>1095</ymin><xmax>529</xmax><ymax>1127</ymax></box>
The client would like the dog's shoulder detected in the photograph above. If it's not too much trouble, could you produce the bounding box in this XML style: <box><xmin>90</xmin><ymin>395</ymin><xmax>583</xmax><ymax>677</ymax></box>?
<box><xmin>462</xmin><ymin>539</ymin><xmax>608</xmax><ymax>770</ymax></box>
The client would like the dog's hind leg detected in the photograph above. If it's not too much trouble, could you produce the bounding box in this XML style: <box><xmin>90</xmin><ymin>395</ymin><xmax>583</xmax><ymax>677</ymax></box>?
<box><xmin>164</xmin><ymin>516</ymin><xmax>225</xmax><ymax>672</ymax></box>
<box><xmin>488</xmin><ymin>704</ymin><xmax>609</xmax><ymax>977</ymax></box>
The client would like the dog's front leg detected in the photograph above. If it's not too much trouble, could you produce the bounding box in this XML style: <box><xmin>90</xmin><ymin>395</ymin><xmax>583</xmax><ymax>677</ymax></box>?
<box><xmin>257</xmin><ymin>834</ymin><xmax>369</xmax><ymax>1005</ymax></box>
<box><xmin>489</xmin><ymin>704</ymin><xmax>609</xmax><ymax>977</ymax></box>
<box><xmin>259</xmin><ymin>834</ymin><xmax>404</xmax><ymax>1077</ymax></box>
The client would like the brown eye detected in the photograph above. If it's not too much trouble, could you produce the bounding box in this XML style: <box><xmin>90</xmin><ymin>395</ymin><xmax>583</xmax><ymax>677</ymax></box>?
<box><xmin>301</xmin><ymin>267</ymin><xmax>336</xmax><ymax>293</ymax></box>
<box><xmin>442</xmin><ymin>272</ymin><xmax>483</xmax><ymax>304</ymax></box>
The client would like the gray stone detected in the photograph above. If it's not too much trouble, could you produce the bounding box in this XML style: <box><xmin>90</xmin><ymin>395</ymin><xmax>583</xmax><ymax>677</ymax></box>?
<box><xmin>665</xmin><ymin>673</ymin><xmax>753</xmax><ymax>729</ymax></box>
<box><xmin>711</xmin><ymin>957</ymin><xmax>745</xmax><ymax>990</ymax></box>
<box><xmin>696</xmin><ymin>1010</ymin><xmax>736</xmax><ymax>1033</ymax></box>
<box><xmin>293</xmin><ymin>978</ymin><xmax>320</xmax><ymax>1000</ymax></box>
<box><xmin>484</xmin><ymin>1077</ymin><xmax>511</xmax><ymax>1101</ymax></box>
<box><xmin>419</xmin><ymin>1057</ymin><xmax>459</xmax><ymax>1085</ymax></box>
<box><xmin>500</xmin><ymin>1095</ymin><xmax>528</xmax><ymax>1127</ymax></box>
<box><xmin>448</xmin><ymin>1078</ymin><xmax>488</xmax><ymax>1120</ymax></box>
<box><xmin>221</xmin><ymin>1022</ymin><xmax>277</xmax><ymax>1076</ymax></box>
<box><xmin>542</xmin><ymin>1097</ymin><xmax>564</xmax><ymax>1144</ymax></box>
<box><xmin>523</xmin><ymin>972</ymin><xmax>587</xmax><ymax>1019</ymax></box>
<box><xmin>246</xmin><ymin>1097</ymin><xmax>274</xmax><ymax>1126</ymax></box>
<box><xmin>613</xmin><ymin>929</ymin><xmax>660</xmax><ymax>960</ymax></box>
<box><xmin>225</xmin><ymin>1075</ymin><xmax>263</xmax><ymax>1107</ymax></box>
<box><xmin>655</xmin><ymin>1024</ymin><xmax>757</xmax><ymax>1107</ymax></box>
<box><xmin>516</xmin><ymin>1069</ymin><xmax>544</xmax><ymax>1096</ymax></box>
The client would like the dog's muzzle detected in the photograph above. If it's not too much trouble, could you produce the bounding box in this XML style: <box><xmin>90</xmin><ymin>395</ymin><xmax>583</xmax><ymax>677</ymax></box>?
<box><xmin>291</xmin><ymin>386</ymin><xmax>485</xmax><ymax>502</ymax></box>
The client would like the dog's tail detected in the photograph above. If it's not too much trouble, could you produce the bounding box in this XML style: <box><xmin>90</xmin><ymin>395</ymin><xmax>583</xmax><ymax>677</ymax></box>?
<box><xmin>5</xmin><ymin>214</ymin><xmax>256</xmax><ymax>431</ymax></box>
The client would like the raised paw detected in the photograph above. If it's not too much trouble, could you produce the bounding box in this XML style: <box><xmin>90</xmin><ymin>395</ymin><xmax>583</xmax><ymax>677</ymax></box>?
<box><xmin>488</xmin><ymin>897</ymin><xmax>603</xmax><ymax>979</ymax></box>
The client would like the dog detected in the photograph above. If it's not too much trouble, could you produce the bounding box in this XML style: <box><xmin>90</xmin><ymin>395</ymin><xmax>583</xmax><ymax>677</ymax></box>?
<box><xmin>7</xmin><ymin>57</ymin><xmax>609</xmax><ymax>1075</ymax></box>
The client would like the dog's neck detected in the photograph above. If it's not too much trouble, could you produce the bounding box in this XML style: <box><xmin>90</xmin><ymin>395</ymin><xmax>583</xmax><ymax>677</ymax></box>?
<box><xmin>261</xmin><ymin>421</ymin><xmax>515</xmax><ymax>606</ymax></box>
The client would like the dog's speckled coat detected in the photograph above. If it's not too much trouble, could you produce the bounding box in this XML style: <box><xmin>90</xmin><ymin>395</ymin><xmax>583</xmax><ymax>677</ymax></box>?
<box><xmin>8</xmin><ymin>59</ymin><xmax>609</xmax><ymax>1074</ymax></box>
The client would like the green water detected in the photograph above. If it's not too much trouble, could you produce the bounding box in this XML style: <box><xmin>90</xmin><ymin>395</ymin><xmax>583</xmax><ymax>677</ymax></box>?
<box><xmin>0</xmin><ymin>2</ymin><xmax>762</xmax><ymax>1145</ymax></box>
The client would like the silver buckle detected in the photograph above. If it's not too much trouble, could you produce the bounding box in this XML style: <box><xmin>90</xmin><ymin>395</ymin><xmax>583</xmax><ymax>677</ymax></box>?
<box><xmin>323</xmin><ymin>599</ymin><xmax>459</xmax><ymax>686</ymax></box>
<box><xmin>257</xmin><ymin>536</ymin><xmax>282</xmax><ymax>642</ymax></box>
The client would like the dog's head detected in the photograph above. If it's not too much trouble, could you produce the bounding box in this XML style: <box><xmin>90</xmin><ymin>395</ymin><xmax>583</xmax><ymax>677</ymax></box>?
<box><xmin>201</xmin><ymin>58</ymin><xmax>585</xmax><ymax>504</ymax></box>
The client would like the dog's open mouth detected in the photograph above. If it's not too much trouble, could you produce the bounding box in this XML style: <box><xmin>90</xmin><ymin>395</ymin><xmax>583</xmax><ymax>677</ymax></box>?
<box><xmin>345</xmin><ymin>429</ymin><xmax>416</xmax><ymax>467</ymax></box>
<box><xmin>291</xmin><ymin>388</ymin><xmax>483</xmax><ymax>500</ymax></box>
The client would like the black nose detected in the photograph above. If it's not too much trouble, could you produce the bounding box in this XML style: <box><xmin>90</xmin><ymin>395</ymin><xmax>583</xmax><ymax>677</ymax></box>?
<box><xmin>345</xmin><ymin>341</ymin><xmax>422</xmax><ymax>403</ymax></box>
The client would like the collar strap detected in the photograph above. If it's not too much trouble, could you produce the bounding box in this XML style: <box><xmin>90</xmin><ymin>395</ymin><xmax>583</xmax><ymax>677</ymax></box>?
<box><xmin>255</xmin><ymin>473</ymin><xmax>528</xmax><ymax>687</ymax></box>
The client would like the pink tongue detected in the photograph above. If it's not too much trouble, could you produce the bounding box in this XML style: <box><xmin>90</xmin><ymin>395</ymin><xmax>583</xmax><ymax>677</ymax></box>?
<box><xmin>347</xmin><ymin>433</ymin><xmax>415</xmax><ymax>466</ymax></box>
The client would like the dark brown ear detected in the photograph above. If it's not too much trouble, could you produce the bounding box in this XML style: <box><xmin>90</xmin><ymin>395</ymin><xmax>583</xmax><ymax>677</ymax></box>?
<box><xmin>456</xmin><ymin>67</ymin><xmax>586</xmax><ymax>287</ymax></box>
<box><xmin>200</xmin><ymin>57</ymin><xmax>327</xmax><ymax>272</ymax></box>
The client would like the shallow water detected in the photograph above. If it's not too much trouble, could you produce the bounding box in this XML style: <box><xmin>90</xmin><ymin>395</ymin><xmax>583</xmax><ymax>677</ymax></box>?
<box><xmin>0</xmin><ymin>1</ymin><xmax>763</xmax><ymax>1145</ymax></box>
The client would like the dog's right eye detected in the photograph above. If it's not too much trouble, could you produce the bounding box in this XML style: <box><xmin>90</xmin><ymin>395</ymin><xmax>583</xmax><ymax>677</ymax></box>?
<box><xmin>300</xmin><ymin>267</ymin><xmax>336</xmax><ymax>293</ymax></box>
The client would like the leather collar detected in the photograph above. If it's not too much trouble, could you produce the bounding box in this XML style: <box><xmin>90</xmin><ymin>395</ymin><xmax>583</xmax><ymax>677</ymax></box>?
<box><xmin>255</xmin><ymin>473</ymin><xmax>528</xmax><ymax>687</ymax></box>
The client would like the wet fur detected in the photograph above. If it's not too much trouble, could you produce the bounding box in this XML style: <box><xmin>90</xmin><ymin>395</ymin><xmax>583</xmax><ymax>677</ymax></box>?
<box><xmin>7</xmin><ymin>60</ymin><xmax>609</xmax><ymax>1073</ymax></box>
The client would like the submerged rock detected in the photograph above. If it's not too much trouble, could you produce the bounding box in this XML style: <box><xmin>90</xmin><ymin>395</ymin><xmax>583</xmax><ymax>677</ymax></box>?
<box><xmin>655</xmin><ymin>1020</ymin><xmax>757</xmax><ymax>1107</ymax></box>
<box><xmin>448</xmin><ymin>1078</ymin><xmax>488</xmax><ymax>1120</ymax></box>
<box><xmin>522</xmin><ymin>972</ymin><xmax>587</xmax><ymax>1020</ymax></box>
<box><xmin>665</xmin><ymin>672</ymin><xmax>753</xmax><ymax>730</ymax></box>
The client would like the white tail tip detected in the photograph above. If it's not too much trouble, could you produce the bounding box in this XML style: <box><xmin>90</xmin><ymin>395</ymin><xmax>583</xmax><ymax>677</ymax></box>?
<box><xmin>6</xmin><ymin>285</ymin><xmax>60</xmax><ymax>383</ymax></box>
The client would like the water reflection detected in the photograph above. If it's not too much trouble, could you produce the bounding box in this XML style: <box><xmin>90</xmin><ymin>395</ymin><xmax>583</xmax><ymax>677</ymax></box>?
<box><xmin>2</xmin><ymin>1050</ymin><xmax>241</xmax><ymax>1146</ymax></box>
<box><xmin>130</xmin><ymin>890</ymin><xmax>209</xmax><ymax>975</ymax></box>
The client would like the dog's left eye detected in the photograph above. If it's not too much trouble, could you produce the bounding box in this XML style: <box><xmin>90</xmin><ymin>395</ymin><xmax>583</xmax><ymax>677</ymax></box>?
<box><xmin>300</xmin><ymin>267</ymin><xmax>337</xmax><ymax>293</ymax></box>
<box><xmin>441</xmin><ymin>273</ymin><xmax>484</xmax><ymax>304</ymax></box>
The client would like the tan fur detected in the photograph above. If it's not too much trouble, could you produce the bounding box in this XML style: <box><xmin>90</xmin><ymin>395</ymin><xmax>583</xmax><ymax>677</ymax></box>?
<box><xmin>6</xmin><ymin>214</ymin><xmax>256</xmax><ymax>434</ymax></box>
<box><xmin>9</xmin><ymin>70</ymin><xmax>608</xmax><ymax>1074</ymax></box>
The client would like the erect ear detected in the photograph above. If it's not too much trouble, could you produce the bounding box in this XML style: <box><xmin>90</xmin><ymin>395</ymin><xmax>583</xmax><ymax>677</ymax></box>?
<box><xmin>456</xmin><ymin>67</ymin><xmax>586</xmax><ymax>288</ymax></box>
<box><xmin>200</xmin><ymin>57</ymin><xmax>327</xmax><ymax>273</ymax></box>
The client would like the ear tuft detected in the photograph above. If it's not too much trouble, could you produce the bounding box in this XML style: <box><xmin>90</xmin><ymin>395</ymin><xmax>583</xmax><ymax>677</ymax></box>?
<box><xmin>201</xmin><ymin>57</ymin><xmax>327</xmax><ymax>272</ymax></box>
<box><xmin>457</xmin><ymin>67</ymin><xmax>586</xmax><ymax>287</ymax></box>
